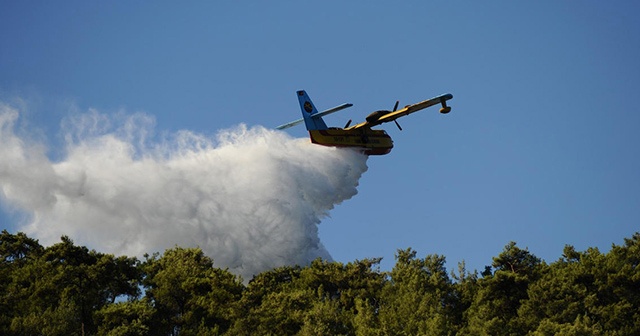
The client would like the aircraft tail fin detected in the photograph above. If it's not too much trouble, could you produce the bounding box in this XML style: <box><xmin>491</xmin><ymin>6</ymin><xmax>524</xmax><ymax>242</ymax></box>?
<box><xmin>297</xmin><ymin>90</ymin><xmax>328</xmax><ymax>131</ymax></box>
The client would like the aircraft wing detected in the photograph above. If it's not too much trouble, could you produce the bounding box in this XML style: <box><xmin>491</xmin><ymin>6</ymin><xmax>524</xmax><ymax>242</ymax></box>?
<box><xmin>376</xmin><ymin>93</ymin><xmax>453</xmax><ymax>124</ymax></box>
<box><xmin>348</xmin><ymin>93</ymin><xmax>453</xmax><ymax>130</ymax></box>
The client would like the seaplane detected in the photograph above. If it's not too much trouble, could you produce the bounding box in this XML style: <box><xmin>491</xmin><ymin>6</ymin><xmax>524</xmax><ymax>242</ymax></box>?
<box><xmin>277</xmin><ymin>90</ymin><xmax>453</xmax><ymax>155</ymax></box>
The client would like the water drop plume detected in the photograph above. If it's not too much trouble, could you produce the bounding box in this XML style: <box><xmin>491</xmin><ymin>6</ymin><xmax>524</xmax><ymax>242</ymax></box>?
<box><xmin>0</xmin><ymin>103</ymin><xmax>368</xmax><ymax>280</ymax></box>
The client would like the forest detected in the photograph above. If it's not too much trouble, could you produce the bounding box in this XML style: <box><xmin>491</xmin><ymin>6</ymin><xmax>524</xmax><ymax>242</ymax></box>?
<box><xmin>0</xmin><ymin>230</ymin><xmax>638</xmax><ymax>335</ymax></box>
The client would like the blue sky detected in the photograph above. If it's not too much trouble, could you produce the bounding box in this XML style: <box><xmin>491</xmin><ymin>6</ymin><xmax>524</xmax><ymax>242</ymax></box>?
<box><xmin>1</xmin><ymin>1</ymin><xmax>639</xmax><ymax>273</ymax></box>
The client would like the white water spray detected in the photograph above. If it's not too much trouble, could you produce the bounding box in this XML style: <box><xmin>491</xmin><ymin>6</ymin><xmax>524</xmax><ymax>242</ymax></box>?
<box><xmin>0</xmin><ymin>103</ymin><xmax>368</xmax><ymax>280</ymax></box>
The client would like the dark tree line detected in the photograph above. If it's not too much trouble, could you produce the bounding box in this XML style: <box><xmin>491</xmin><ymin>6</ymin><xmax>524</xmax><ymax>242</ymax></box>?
<box><xmin>1</xmin><ymin>229</ymin><xmax>638</xmax><ymax>335</ymax></box>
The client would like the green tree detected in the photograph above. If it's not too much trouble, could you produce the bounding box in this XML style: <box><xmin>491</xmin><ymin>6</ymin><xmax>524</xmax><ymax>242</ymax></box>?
<box><xmin>0</xmin><ymin>230</ymin><xmax>44</xmax><ymax>333</ymax></box>
<box><xmin>529</xmin><ymin>315</ymin><xmax>604</xmax><ymax>336</ymax></box>
<box><xmin>463</xmin><ymin>242</ymin><xmax>543</xmax><ymax>335</ymax></box>
<box><xmin>228</xmin><ymin>265</ymin><xmax>303</xmax><ymax>335</ymax></box>
<box><xmin>296</xmin><ymin>258</ymin><xmax>384</xmax><ymax>335</ymax></box>
<box><xmin>520</xmin><ymin>234</ymin><xmax>640</xmax><ymax>335</ymax></box>
<box><xmin>95</xmin><ymin>299</ymin><xmax>155</xmax><ymax>336</ymax></box>
<box><xmin>450</xmin><ymin>260</ymin><xmax>479</xmax><ymax>333</ymax></box>
<box><xmin>0</xmin><ymin>230</ymin><xmax>43</xmax><ymax>264</ymax></box>
<box><xmin>377</xmin><ymin>248</ymin><xmax>456</xmax><ymax>335</ymax></box>
<box><xmin>2</xmin><ymin>229</ymin><xmax>638</xmax><ymax>335</ymax></box>
<box><xmin>229</xmin><ymin>258</ymin><xmax>384</xmax><ymax>335</ymax></box>
<box><xmin>142</xmin><ymin>246</ymin><xmax>243</xmax><ymax>335</ymax></box>
<box><xmin>2</xmin><ymin>234</ymin><xmax>141</xmax><ymax>335</ymax></box>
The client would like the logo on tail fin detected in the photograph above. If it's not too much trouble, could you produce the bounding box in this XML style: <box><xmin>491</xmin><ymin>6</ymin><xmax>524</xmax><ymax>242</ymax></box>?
<box><xmin>304</xmin><ymin>102</ymin><xmax>313</xmax><ymax>113</ymax></box>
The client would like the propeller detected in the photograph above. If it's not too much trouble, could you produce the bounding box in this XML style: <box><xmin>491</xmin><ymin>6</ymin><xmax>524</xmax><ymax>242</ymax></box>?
<box><xmin>344</xmin><ymin>119</ymin><xmax>352</xmax><ymax>128</ymax></box>
<box><xmin>392</xmin><ymin>100</ymin><xmax>402</xmax><ymax>131</ymax></box>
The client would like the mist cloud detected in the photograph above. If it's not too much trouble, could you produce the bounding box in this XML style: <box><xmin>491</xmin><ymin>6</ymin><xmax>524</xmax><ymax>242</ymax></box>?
<box><xmin>0</xmin><ymin>103</ymin><xmax>368</xmax><ymax>280</ymax></box>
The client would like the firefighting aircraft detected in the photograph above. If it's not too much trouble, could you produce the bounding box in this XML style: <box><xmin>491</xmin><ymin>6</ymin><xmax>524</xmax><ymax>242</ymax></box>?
<box><xmin>277</xmin><ymin>90</ymin><xmax>453</xmax><ymax>155</ymax></box>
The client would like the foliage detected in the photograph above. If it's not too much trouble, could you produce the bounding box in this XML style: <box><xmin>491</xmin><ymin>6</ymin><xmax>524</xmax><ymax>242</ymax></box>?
<box><xmin>1</xmin><ymin>229</ymin><xmax>638</xmax><ymax>335</ymax></box>
<box><xmin>141</xmin><ymin>247</ymin><xmax>243</xmax><ymax>335</ymax></box>
<box><xmin>0</xmin><ymin>230</ymin><xmax>141</xmax><ymax>335</ymax></box>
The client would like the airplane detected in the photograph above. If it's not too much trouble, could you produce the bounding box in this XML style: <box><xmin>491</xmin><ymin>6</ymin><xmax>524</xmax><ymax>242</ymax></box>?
<box><xmin>277</xmin><ymin>90</ymin><xmax>453</xmax><ymax>155</ymax></box>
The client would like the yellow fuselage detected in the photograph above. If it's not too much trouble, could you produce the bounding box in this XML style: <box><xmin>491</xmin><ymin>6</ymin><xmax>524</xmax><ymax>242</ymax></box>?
<box><xmin>308</xmin><ymin>128</ymin><xmax>393</xmax><ymax>155</ymax></box>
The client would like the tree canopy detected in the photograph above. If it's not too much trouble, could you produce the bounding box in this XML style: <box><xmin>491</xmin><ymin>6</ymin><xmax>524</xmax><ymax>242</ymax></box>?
<box><xmin>1</xmin><ymin>229</ymin><xmax>638</xmax><ymax>335</ymax></box>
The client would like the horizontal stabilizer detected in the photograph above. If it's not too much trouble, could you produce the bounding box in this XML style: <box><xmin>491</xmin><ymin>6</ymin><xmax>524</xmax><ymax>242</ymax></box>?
<box><xmin>276</xmin><ymin>119</ymin><xmax>304</xmax><ymax>130</ymax></box>
<box><xmin>277</xmin><ymin>103</ymin><xmax>353</xmax><ymax>130</ymax></box>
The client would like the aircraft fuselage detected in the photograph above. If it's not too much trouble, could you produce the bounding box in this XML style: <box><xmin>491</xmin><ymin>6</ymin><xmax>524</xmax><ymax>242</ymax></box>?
<box><xmin>309</xmin><ymin>128</ymin><xmax>393</xmax><ymax>155</ymax></box>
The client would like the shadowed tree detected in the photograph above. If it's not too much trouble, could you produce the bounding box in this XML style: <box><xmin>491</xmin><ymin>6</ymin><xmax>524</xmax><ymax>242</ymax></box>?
<box><xmin>1</xmin><ymin>230</ymin><xmax>639</xmax><ymax>335</ymax></box>
<box><xmin>0</xmin><ymin>230</ymin><xmax>44</xmax><ymax>334</ymax></box>
<box><xmin>2</xmin><ymin>234</ymin><xmax>141</xmax><ymax>335</ymax></box>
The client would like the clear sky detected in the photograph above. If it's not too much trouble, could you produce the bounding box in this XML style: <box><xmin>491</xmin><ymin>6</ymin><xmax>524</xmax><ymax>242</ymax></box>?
<box><xmin>1</xmin><ymin>1</ymin><xmax>639</xmax><ymax>274</ymax></box>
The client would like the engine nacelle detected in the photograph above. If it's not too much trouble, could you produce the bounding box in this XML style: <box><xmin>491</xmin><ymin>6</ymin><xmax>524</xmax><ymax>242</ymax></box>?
<box><xmin>366</xmin><ymin>110</ymin><xmax>387</xmax><ymax>123</ymax></box>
